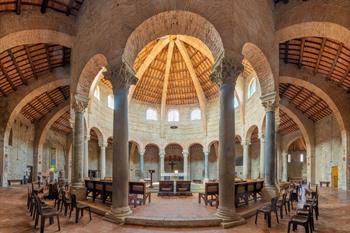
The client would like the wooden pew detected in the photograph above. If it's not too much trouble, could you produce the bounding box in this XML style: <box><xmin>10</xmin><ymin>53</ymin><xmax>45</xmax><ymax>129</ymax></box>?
<box><xmin>158</xmin><ymin>180</ymin><xmax>174</xmax><ymax>196</ymax></box>
<box><xmin>175</xmin><ymin>181</ymin><xmax>192</xmax><ymax>196</ymax></box>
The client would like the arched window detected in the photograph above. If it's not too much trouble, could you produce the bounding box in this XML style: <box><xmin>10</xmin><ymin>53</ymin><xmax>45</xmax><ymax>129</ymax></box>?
<box><xmin>146</xmin><ymin>108</ymin><xmax>157</xmax><ymax>120</ymax></box>
<box><xmin>168</xmin><ymin>109</ymin><xmax>179</xmax><ymax>122</ymax></box>
<box><xmin>248</xmin><ymin>78</ymin><xmax>257</xmax><ymax>98</ymax></box>
<box><xmin>94</xmin><ymin>86</ymin><xmax>100</xmax><ymax>100</ymax></box>
<box><xmin>190</xmin><ymin>108</ymin><xmax>201</xmax><ymax>120</ymax></box>
<box><xmin>107</xmin><ymin>95</ymin><xmax>114</xmax><ymax>109</ymax></box>
<box><xmin>300</xmin><ymin>153</ymin><xmax>304</xmax><ymax>162</ymax></box>
<box><xmin>234</xmin><ymin>95</ymin><xmax>239</xmax><ymax>109</ymax></box>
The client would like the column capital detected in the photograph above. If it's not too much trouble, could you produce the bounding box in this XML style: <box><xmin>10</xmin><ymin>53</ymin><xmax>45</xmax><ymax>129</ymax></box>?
<box><xmin>259</xmin><ymin>132</ymin><xmax>265</xmax><ymax>140</ymax></box>
<box><xmin>182</xmin><ymin>151</ymin><xmax>189</xmax><ymax>157</ymax></box>
<box><xmin>103</xmin><ymin>62</ymin><xmax>138</xmax><ymax>90</ymax></box>
<box><xmin>73</xmin><ymin>95</ymin><xmax>89</xmax><ymax>113</ymax></box>
<box><xmin>85</xmin><ymin>135</ymin><xmax>90</xmax><ymax>141</ymax></box>
<box><xmin>260</xmin><ymin>92</ymin><xmax>277</xmax><ymax>112</ymax></box>
<box><xmin>159</xmin><ymin>152</ymin><xmax>165</xmax><ymax>159</ymax></box>
<box><xmin>99</xmin><ymin>142</ymin><xmax>107</xmax><ymax>148</ymax></box>
<box><xmin>210</xmin><ymin>54</ymin><xmax>243</xmax><ymax>86</ymax></box>
<box><xmin>242</xmin><ymin>139</ymin><xmax>251</xmax><ymax>146</ymax></box>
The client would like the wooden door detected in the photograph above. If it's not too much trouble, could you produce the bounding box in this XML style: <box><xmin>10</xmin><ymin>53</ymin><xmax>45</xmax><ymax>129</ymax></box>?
<box><xmin>331</xmin><ymin>166</ymin><xmax>338</xmax><ymax>188</ymax></box>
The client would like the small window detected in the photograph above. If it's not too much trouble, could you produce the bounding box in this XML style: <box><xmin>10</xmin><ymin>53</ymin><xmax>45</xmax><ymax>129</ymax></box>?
<box><xmin>168</xmin><ymin>109</ymin><xmax>179</xmax><ymax>122</ymax></box>
<box><xmin>287</xmin><ymin>154</ymin><xmax>291</xmax><ymax>163</ymax></box>
<box><xmin>94</xmin><ymin>86</ymin><xmax>100</xmax><ymax>100</ymax></box>
<box><xmin>190</xmin><ymin>108</ymin><xmax>201</xmax><ymax>120</ymax></box>
<box><xmin>146</xmin><ymin>108</ymin><xmax>157</xmax><ymax>120</ymax></box>
<box><xmin>300</xmin><ymin>153</ymin><xmax>304</xmax><ymax>162</ymax></box>
<box><xmin>248</xmin><ymin>78</ymin><xmax>257</xmax><ymax>98</ymax></box>
<box><xmin>234</xmin><ymin>96</ymin><xmax>239</xmax><ymax>109</ymax></box>
<box><xmin>107</xmin><ymin>95</ymin><xmax>114</xmax><ymax>109</ymax></box>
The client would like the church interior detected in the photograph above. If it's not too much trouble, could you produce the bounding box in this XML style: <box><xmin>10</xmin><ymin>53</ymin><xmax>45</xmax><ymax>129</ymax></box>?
<box><xmin>1</xmin><ymin>1</ymin><xmax>350</xmax><ymax>233</ymax></box>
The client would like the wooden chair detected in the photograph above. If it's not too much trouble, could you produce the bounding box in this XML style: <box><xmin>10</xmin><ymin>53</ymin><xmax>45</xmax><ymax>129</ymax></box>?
<box><xmin>158</xmin><ymin>180</ymin><xmax>174</xmax><ymax>196</ymax></box>
<box><xmin>276</xmin><ymin>192</ymin><xmax>288</xmax><ymax>219</ymax></box>
<box><xmin>255</xmin><ymin>197</ymin><xmax>279</xmax><ymax>228</ymax></box>
<box><xmin>69</xmin><ymin>194</ymin><xmax>92</xmax><ymax>223</ymax></box>
<box><xmin>198</xmin><ymin>182</ymin><xmax>219</xmax><ymax>208</ymax></box>
<box><xmin>288</xmin><ymin>214</ymin><xmax>312</xmax><ymax>233</ymax></box>
<box><xmin>297</xmin><ymin>201</ymin><xmax>315</xmax><ymax>232</ymax></box>
<box><xmin>59</xmin><ymin>191</ymin><xmax>71</xmax><ymax>216</ymax></box>
<box><xmin>128</xmin><ymin>182</ymin><xmax>151</xmax><ymax>208</ymax></box>
<box><xmin>34</xmin><ymin>195</ymin><xmax>61</xmax><ymax>233</ymax></box>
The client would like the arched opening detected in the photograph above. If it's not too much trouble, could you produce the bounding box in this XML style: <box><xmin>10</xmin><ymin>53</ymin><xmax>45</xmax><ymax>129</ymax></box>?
<box><xmin>235</xmin><ymin>135</ymin><xmax>243</xmax><ymax>178</ymax></box>
<box><xmin>189</xmin><ymin>143</ymin><xmax>204</xmax><ymax>182</ymax></box>
<box><xmin>164</xmin><ymin>144</ymin><xmax>183</xmax><ymax>175</ymax></box>
<box><xmin>287</xmin><ymin>138</ymin><xmax>307</xmax><ymax>181</ymax></box>
<box><xmin>208</xmin><ymin>141</ymin><xmax>219</xmax><ymax>180</ymax></box>
<box><xmin>129</xmin><ymin>141</ymin><xmax>140</xmax><ymax>181</ymax></box>
<box><xmin>144</xmin><ymin>144</ymin><xmax>160</xmax><ymax>181</ymax></box>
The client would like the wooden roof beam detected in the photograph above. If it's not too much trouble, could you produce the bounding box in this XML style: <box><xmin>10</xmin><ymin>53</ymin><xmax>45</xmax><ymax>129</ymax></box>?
<box><xmin>314</xmin><ymin>38</ymin><xmax>326</xmax><ymax>74</ymax></box>
<box><xmin>46</xmin><ymin>92</ymin><xmax>58</xmax><ymax>107</ymax></box>
<box><xmin>66</xmin><ymin>0</ymin><xmax>74</xmax><ymax>16</ymax></box>
<box><xmin>16</xmin><ymin>0</ymin><xmax>21</xmax><ymax>15</ymax></box>
<box><xmin>160</xmin><ymin>40</ymin><xmax>174</xmax><ymax>138</ymax></box>
<box><xmin>339</xmin><ymin>62</ymin><xmax>350</xmax><ymax>87</ymax></box>
<box><xmin>289</xmin><ymin>87</ymin><xmax>304</xmax><ymax>102</ymax></box>
<box><xmin>298</xmin><ymin>38</ymin><xmax>305</xmax><ymax>69</ymax></box>
<box><xmin>328</xmin><ymin>43</ymin><xmax>343</xmax><ymax>80</ymax></box>
<box><xmin>0</xmin><ymin>86</ymin><xmax>7</xmax><ymax>96</ymax></box>
<box><xmin>41</xmin><ymin>0</ymin><xmax>49</xmax><ymax>14</ymax></box>
<box><xmin>177</xmin><ymin>35</ymin><xmax>214</xmax><ymax>63</ymax></box>
<box><xmin>128</xmin><ymin>37</ymin><xmax>170</xmax><ymax>104</ymax></box>
<box><xmin>58</xmin><ymin>86</ymin><xmax>68</xmax><ymax>100</ymax></box>
<box><xmin>45</xmin><ymin>44</ymin><xmax>53</xmax><ymax>72</ymax></box>
<box><xmin>284</xmin><ymin>41</ymin><xmax>289</xmax><ymax>64</ymax></box>
<box><xmin>175</xmin><ymin>38</ymin><xmax>208</xmax><ymax>135</ymax></box>
<box><xmin>0</xmin><ymin>59</ymin><xmax>16</xmax><ymax>91</ymax></box>
<box><xmin>8</xmin><ymin>49</ymin><xmax>27</xmax><ymax>85</ymax></box>
<box><xmin>25</xmin><ymin>45</ymin><xmax>38</xmax><ymax>79</ymax></box>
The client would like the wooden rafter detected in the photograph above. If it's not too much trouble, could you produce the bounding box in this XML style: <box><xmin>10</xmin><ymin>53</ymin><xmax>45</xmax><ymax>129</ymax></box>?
<box><xmin>15</xmin><ymin>0</ymin><xmax>21</xmax><ymax>15</ymax></box>
<box><xmin>314</xmin><ymin>38</ymin><xmax>326</xmax><ymax>74</ymax></box>
<box><xmin>298</xmin><ymin>38</ymin><xmax>305</xmax><ymax>68</ymax></box>
<box><xmin>0</xmin><ymin>59</ymin><xmax>16</xmax><ymax>91</ymax></box>
<box><xmin>24</xmin><ymin>45</ymin><xmax>38</xmax><ymax>79</ymax></box>
<box><xmin>7</xmin><ymin>49</ymin><xmax>27</xmax><ymax>85</ymax></box>
<box><xmin>160</xmin><ymin>40</ymin><xmax>174</xmax><ymax>137</ymax></box>
<box><xmin>328</xmin><ymin>43</ymin><xmax>343</xmax><ymax>80</ymax></box>
<box><xmin>40</xmin><ymin>0</ymin><xmax>49</xmax><ymax>14</ymax></box>
<box><xmin>177</xmin><ymin>35</ymin><xmax>214</xmax><ymax>63</ymax></box>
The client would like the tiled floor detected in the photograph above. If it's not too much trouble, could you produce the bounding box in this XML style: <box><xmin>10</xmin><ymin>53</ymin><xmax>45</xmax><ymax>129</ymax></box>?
<box><xmin>1</xmin><ymin>185</ymin><xmax>350</xmax><ymax>233</ymax></box>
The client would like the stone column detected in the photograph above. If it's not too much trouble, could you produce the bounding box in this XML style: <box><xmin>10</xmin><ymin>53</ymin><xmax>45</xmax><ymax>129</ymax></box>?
<box><xmin>242</xmin><ymin>140</ymin><xmax>251</xmax><ymax>179</ymax></box>
<box><xmin>83</xmin><ymin>135</ymin><xmax>90</xmax><ymax>178</ymax></box>
<box><xmin>210</xmin><ymin>55</ymin><xmax>245</xmax><ymax>227</ymax></box>
<box><xmin>259</xmin><ymin>133</ymin><xmax>265</xmax><ymax>178</ymax></box>
<box><xmin>139</xmin><ymin>150</ymin><xmax>145</xmax><ymax>179</ymax></box>
<box><xmin>160</xmin><ymin>151</ymin><xmax>165</xmax><ymax>180</ymax></box>
<box><xmin>282</xmin><ymin>151</ymin><xmax>288</xmax><ymax>182</ymax></box>
<box><xmin>183</xmin><ymin>150</ymin><xmax>189</xmax><ymax>180</ymax></box>
<box><xmin>99</xmin><ymin>142</ymin><xmax>107</xmax><ymax>179</ymax></box>
<box><xmin>261</xmin><ymin>93</ymin><xmax>277</xmax><ymax>197</ymax></box>
<box><xmin>204</xmin><ymin>151</ymin><xmax>209</xmax><ymax>181</ymax></box>
<box><xmin>71</xmin><ymin>97</ymin><xmax>88</xmax><ymax>200</ymax></box>
<box><xmin>104</xmin><ymin>63</ymin><xmax>137</xmax><ymax>221</ymax></box>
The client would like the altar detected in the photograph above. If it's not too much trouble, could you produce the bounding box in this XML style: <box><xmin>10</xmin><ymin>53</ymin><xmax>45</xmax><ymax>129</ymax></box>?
<box><xmin>160</xmin><ymin>172</ymin><xmax>187</xmax><ymax>180</ymax></box>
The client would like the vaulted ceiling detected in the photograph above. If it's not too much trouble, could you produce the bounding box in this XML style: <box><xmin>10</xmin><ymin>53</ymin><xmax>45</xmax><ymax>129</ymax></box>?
<box><xmin>0</xmin><ymin>43</ymin><xmax>70</xmax><ymax>97</ymax></box>
<box><xmin>0</xmin><ymin>0</ymin><xmax>84</xmax><ymax>16</ymax></box>
<box><xmin>278</xmin><ymin>109</ymin><xmax>299</xmax><ymax>136</ymax></box>
<box><xmin>50</xmin><ymin>110</ymin><xmax>71</xmax><ymax>134</ymax></box>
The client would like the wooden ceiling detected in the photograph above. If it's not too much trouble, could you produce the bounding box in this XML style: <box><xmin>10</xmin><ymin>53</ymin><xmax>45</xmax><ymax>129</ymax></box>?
<box><xmin>278</xmin><ymin>109</ymin><xmax>299</xmax><ymax>135</ymax></box>
<box><xmin>280</xmin><ymin>37</ymin><xmax>350</xmax><ymax>92</ymax></box>
<box><xmin>288</xmin><ymin>137</ymin><xmax>306</xmax><ymax>151</ymax></box>
<box><xmin>0</xmin><ymin>43</ymin><xmax>70</xmax><ymax>97</ymax></box>
<box><xmin>20</xmin><ymin>85</ymin><xmax>69</xmax><ymax>122</ymax></box>
<box><xmin>279</xmin><ymin>83</ymin><xmax>332</xmax><ymax>122</ymax></box>
<box><xmin>50</xmin><ymin>110</ymin><xmax>71</xmax><ymax>134</ymax></box>
<box><xmin>0</xmin><ymin>0</ymin><xmax>84</xmax><ymax>16</ymax></box>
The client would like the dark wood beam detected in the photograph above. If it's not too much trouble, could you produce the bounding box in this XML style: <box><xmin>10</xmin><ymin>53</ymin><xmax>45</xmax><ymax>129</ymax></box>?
<box><xmin>46</xmin><ymin>92</ymin><xmax>58</xmax><ymax>107</ymax></box>
<box><xmin>290</xmin><ymin>87</ymin><xmax>304</xmax><ymax>102</ymax></box>
<box><xmin>28</xmin><ymin>103</ymin><xmax>43</xmax><ymax>117</ymax></box>
<box><xmin>16</xmin><ymin>0</ymin><xmax>21</xmax><ymax>15</ymax></box>
<box><xmin>314</xmin><ymin>38</ymin><xmax>326</xmax><ymax>74</ymax></box>
<box><xmin>280</xmin><ymin>84</ymin><xmax>290</xmax><ymax>97</ymax></box>
<box><xmin>328</xmin><ymin>43</ymin><xmax>343</xmax><ymax>81</ymax></box>
<box><xmin>0</xmin><ymin>58</ymin><xmax>17</xmax><ymax>91</ymax></box>
<box><xmin>338</xmin><ymin>57</ymin><xmax>350</xmax><ymax>88</ymax></box>
<box><xmin>58</xmin><ymin>86</ymin><xmax>68</xmax><ymax>100</ymax></box>
<box><xmin>45</xmin><ymin>44</ymin><xmax>53</xmax><ymax>72</ymax></box>
<box><xmin>0</xmin><ymin>86</ymin><xmax>7</xmax><ymax>97</ymax></box>
<box><xmin>298</xmin><ymin>38</ymin><xmax>305</xmax><ymax>69</ymax></box>
<box><xmin>8</xmin><ymin>49</ymin><xmax>27</xmax><ymax>85</ymax></box>
<box><xmin>66</xmin><ymin>0</ymin><xmax>74</xmax><ymax>16</ymax></box>
<box><xmin>24</xmin><ymin>45</ymin><xmax>38</xmax><ymax>79</ymax></box>
<box><xmin>284</xmin><ymin>41</ymin><xmax>289</xmax><ymax>64</ymax></box>
<box><xmin>41</xmin><ymin>0</ymin><xmax>49</xmax><ymax>14</ymax></box>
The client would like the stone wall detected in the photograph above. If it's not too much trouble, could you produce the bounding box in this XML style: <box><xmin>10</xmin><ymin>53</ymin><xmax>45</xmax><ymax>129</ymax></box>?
<box><xmin>88</xmin><ymin>139</ymin><xmax>99</xmax><ymax>171</ymax></box>
<box><xmin>287</xmin><ymin>150</ymin><xmax>307</xmax><ymax>179</ymax></box>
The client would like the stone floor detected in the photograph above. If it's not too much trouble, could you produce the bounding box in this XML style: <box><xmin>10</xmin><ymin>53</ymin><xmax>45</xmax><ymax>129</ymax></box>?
<box><xmin>1</xmin><ymin>185</ymin><xmax>350</xmax><ymax>233</ymax></box>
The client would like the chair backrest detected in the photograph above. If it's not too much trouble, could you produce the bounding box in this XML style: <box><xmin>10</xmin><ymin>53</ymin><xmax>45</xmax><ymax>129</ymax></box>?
<box><xmin>205</xmin><ymin>182</ymin><xmax>219</xmax><ymax>195</ymax></box>
<box><xmin>270</xmin><ymin>197</ymin><xmax>278</xmax><ymax>211</ymax></box>
<box><xmin>129</xmin><ymin>182</ymin><xmax>146</xmax><ymax>195</ymax></box>
<box><xmin>71</xmin><ymin>193</ymin><xmax>77</xmax><ymax>208</ymax></box>
<box><xmin>34</xmin><ymin>195</ymin><xmax>43</xmax><ymax>215</ymax></box>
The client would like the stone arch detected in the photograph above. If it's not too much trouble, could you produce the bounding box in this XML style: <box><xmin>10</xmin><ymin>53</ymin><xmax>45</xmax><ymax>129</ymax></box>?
<box><xmin>188</xmin><ymin>143</ymin><xmax>204</xmax><ymax>181</ymax></box>
<box><xmin>286</xmin><ymin>135</ymin><xmax>304</xmax><ymax>153</ymax></box>
<box><xmin>0</xmin><ymin>29</ymin><xmax>73</xmax><ymax>54</ymax></box>
<box><xmin>242</xmin><ymin>42</ymin><xmax>276</xmax><ymax>96</ymax></box>
<box><xmin>89</xmin><ymin>127</ymin><xmax>104</xmax><ymax>145</ymax></box>
<box><xmin>246</xmin><ymin>125</ymin><xmax>259</xmax><ymax>142</ymax></box>
<box><xmin>144</xmin><ymin>143</ymin><xmax>160</xmax><ymax>181</ymax></box>
<box><xmin>75</xmin><ymin>54</ymin><xmax>108</xmax><ymax>101</ymax></box>
<box><xmin>276</xmin><ymin>22</ymin><xmax>350</xmax><ymax>48</ymax></box>
<box><xmin>123</xmin><ymin>10</ymin><xmax>224</xmax><ymax>69</ymax></box>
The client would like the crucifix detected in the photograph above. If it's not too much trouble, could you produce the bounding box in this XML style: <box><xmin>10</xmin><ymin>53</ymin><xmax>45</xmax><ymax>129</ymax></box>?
<box><xmin>168</xmin><ymin>159</ymin><xmax>176</xmax><ymax>172</ymax></box>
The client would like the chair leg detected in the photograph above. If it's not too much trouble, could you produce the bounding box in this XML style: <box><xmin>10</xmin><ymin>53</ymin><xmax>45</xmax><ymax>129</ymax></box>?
<box><xmin>280</xmin><ymin>206</ymin><xmax>283</xmax><ymax>219</ymax></box>
<box><xmin>287</xmin><ymin>222</ymin><xmax>291</xmax><ymax>233</ymax></box>
<box><xmin>89</xmin><ymin>208</ymin><xmax>92</xmax><ymax>220</ymax></box>
<box><xmin>40</xmin><ymin>216</ymin><xmax>45</xmax><ymax>233</ymax></box>
<box><xmin>305</xmin><ymin>224</ymin><xmax>309</xmax><ymax>233</ymax></box>
<box><xmin>268</xmin><ymin>213</ymin><xmax>271</xmax><ymax>228</ymax></box>
<box><xmin>57</xmin><ymin>215</ymin><xmax>61</xmax><ymax>231</ymax></box>
<box><xmin>75</xmin><ymin>208</ymin><xmax>79</xmax><ymax>223</ymax></box>
<box><xmin>81</xmin><ymin>209</ymin><xmax>84</xmax><ymax>217</ymax></box>
<box><xmin>275</xmin><ymin>211</ymin><xmax>279</xmax><ymax>223</ymax></box>
<box><xmin>255</xmin><ymin>211</ymin><xmax>258</xmax><ymax>224</ymax></box>
<box><xmin>34</xmin><ymin>214</ymin><xmax>39</xmax><ymax>229</ymax></box>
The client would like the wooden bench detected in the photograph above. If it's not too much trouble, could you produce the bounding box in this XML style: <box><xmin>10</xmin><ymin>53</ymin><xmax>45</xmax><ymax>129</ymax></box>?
<box><xmin>175</xmin><ymin>180</ymin><xmax>192</xmax><ymax>196</ymax></box>
<box><xmin>320</xmin><ymin>181</ymin><xmax>330</xmax><ymax>187</ymax></box>
<box><xmin>7</xmin><ymin>179</ymin><xmax>23</xmax><ymax>186</ymax></box>
<box><xmin>128</xmin><ymin>181</ymin><xmax>151</xmax><ymax>207</ymax></box>
<box><xmin>199</xmin><ymin>182</ymin><xmax>219</xmax><ymax>207</ymax></box>
<box><xmin>158</xmin><ymin>180</ymin><xmax>174</xmax><ymax>196</ymax></box>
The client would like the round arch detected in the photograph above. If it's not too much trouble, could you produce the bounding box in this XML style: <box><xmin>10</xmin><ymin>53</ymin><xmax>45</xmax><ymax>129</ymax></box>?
<box><xmin>89</xmin><ymin>127</ymin><xmax>104</xmax><ymax>145</ymax></box>
<box><xmin>246</xmin><ymin>125</ymin><xmax>259</xmax><ymax>142</ymax></box>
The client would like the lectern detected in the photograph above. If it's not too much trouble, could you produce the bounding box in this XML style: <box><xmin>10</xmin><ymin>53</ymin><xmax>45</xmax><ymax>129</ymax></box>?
<box><xmin>148</xmin><ymin>170</ymin><xmax>155</xmax><ymax>188</ymax></box>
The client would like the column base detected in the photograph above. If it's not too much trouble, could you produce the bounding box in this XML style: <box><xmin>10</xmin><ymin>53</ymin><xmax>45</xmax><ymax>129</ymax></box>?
<box><xmin>104</xmin><ymin>206</ymin><xmax>132</xmax><ymax>224</ymax></box>
<box><xmin>262</xmin><ymin>184</ymin><xmax>278</xmax><ymax>201</ymax></box>
<box><xmin>216</xmin><ymin>207</ymin><xmax>246</xmax><ymax>228</ymax></box>
<box><xmin>71</xmin><ymin>183</ymin><xmax>86</xmax><ymax>201</ymax></box>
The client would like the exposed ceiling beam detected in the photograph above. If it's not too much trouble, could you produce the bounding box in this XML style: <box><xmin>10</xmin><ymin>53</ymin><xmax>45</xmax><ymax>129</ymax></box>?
<box><xmin>66</xmin><ymin>0</ymin><xmax>74</xmax><ymax>16</ymax></box>
<box><xmin>8</xmin><ymin>49</ymin><xmax>27</xmax><ymax>85</ymax></box>
<box><xmin>328</xmin><ymin>43</ymin><xmax>343</xmax><ymax>80</ymax></box>
<box><xmin>160</xmin><ymin>40</ymin><xmax>175</xmax><ymax>138</ymax></box>
<box><xmin>25</xmin><ymin>45</ymin><xmax>38</xmax><ymax>79</ymax></box>
<box><xmin>128</xmin><ymin>37</ymin><xmax>170</xmax><ymax>104</ymax></box>
<box><xmin>45</xmin><ymin>44</ymin><xmax>53</xmax><ymax>72</ymax></box>
<box><xmin>298</xmin><ymin>38</ymin><xmax>305</xmax><ymax>68</ymax></box>
<box><xmin>175</xmin><ymin>38</ymin><xmax>208</xmax><ymax>134</ymax></box>
<box><xmin>16</xmin><ymin>0</ymin><xmax>21</xmax><ymax>15</ymax></box>
<box><xmin>41</xmin><ymin>0</ymin><xmax>49</xmax><ymax>14</ymax></box>
<box><xmin>177</xmin><ymin>35</ymin><xmax>214</xmax><ymax>63</ymax></box>
<box><xmin>314</xmin><ymin>38</ymin><xmax>326</xmax><ymax>74</ymax></box>
<box><xmin>0</xmin><ymin>58</ymin><xmax>16</xmax><ymax>91</ymax></box>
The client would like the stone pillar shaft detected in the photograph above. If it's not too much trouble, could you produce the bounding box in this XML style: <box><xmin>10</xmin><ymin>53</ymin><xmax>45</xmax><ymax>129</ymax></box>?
<box><xmin>264</xmin><ymin>110</ymin><xmax>276</xmax><ymax>186</ymax></box>
<box><xmin>282</xmin><ymin>151</ymin><xmax>288</xmax><ymax>182</ymax></box>
<box><xmin>84</xmin><ymin>136</ymin><xmax>89</xmax><ymax>178</ymax></box>
<box><xmin>140</xmin><ymin>152</ymin><xmax>144</xmax><ymax>179</ymax></box>
<box><xmin>160</xmin><ymin>153</ymin><xmax>165</xmax><ymax>180</ymax></box>
<box><xmin>72</xmin><ymin>108</ymin><xmax>85</xmax><ymax>187</ymax></box>
<box><xmin>183</xmin><ymin>151</ymin><xmax>189</xmax><ymax>180</ymax></box>
<box><xmin>99</xmin><ymin>143</ymin><xmax>106</xmax><ymax>179</ymax></box>
<box><xmin>242</xmin><ymin>141</ymin><xmax>251</xmax><ymax>179</ymax></box>
<box><xmin>259</xmin><ymin>134</ymin><xmax>265</xmax><ymax>178</ymax></box>
<box><xmin>204</xmin><ymin>151</ymin><xmax>209</xmax><ymax>180</ymax></box>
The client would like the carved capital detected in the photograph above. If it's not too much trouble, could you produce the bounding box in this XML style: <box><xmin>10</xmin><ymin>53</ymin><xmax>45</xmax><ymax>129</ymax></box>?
<box><xmin>73</xmin><ymin>99</ymin><xmax>88</xmax><ymax>113</ymax></box>
<box><xmin>103</xmin><ymin>62</ymin><xmax>138</xmax><ymax>90</ymax></box>
<box><xmin>210</xmin><ymin>56</ymin><xmax>243</xmax><ymax>86</ymax></box>
<box><xmin>260</xmin><ymin>92</ymin><xmax>277</xmax><ymax>112</ymax></box>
